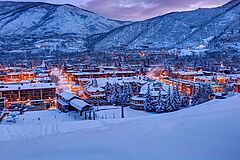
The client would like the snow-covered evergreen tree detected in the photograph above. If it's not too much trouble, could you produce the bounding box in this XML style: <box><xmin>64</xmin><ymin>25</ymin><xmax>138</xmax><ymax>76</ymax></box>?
<box><xmin>105</xmin><ymin>82</ymin><xmax>112</xmax><ymax>102</ymax></box>
<box><xmin>204</xmin><ymin>84</ymin><xmax>214</xmax><ymax>102</ymax></box>
<box><xmin>111</xmin><ymin>83</ymin><xmax>121</xmax><ymax>105</ymax></box>
<box><xmin>191</xmin><ymin>85</ymin><xmax>201</xmax><ymax>106</ymax></box>
<box><xmin>161</xmin><ymin>86</ymin><xmax>175</xmax><ymax>112</ymax></box>
<box><xmin>144</xmin><ymin>85</ymin><xmax>154</xmax><ymax>112</ymax></box>
<box><xmin>172</xmin><ymin>82</ymin><xmax>182</xmax><ymax>110</ymax></box>
<box><xmin>156</xmin><ymin>89</ymin><xmax>164</xmax><ymax>113</ymax></box>
<box><xmin>119</xmin><ymin>86</ymin><xmax>127</xmax><ymax>106</ymax></box>
<box><xmin>181</xmin><ymin>87</ymin><xmax>190</xmax><ymax>108</ymax></box>
<box><xmin>144</xmin><ymin>97</ymin><xmax>152</xmax><ymax>112</ymax></box>
<box><xmin>125</xmin><ymin>83</ymin><xmax>133</xmax><ymax>102</ymax></box>
<box><xmin>191</xmin><ymin>83</ymin><xmax>214</xmax><ymax>106</ymax></box>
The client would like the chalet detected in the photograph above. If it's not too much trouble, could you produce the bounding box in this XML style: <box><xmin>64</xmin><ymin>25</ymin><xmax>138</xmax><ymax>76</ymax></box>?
<box><xmin>57</xmin><ymin>92</ymin><xmax>77</xmax><ymax>112</ymax></box>
<box><xmin>57</xmin><ymin>92</ymin><xmax>94</xmax><ymax>119</ymax></box>
<box><xmin>130</xmin><ymin>82</ymin><xmax>167</xmax><ymax>110</ymax></box>
<box><xmin>84</xmin><ymin>80</ymin><xmax>106</xmax><ymax>99</ymax></box>
<box><xmin>70</xmin><ymin>99</ymin><xmax>94</xmax><ymax>120</ymax></box>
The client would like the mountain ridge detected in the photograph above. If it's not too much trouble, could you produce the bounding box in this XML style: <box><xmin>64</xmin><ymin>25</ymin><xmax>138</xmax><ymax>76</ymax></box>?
<box><xmin>0</xmin><ymin>0</ymin><xmax>239</xmax><ymax>53</ymax></box>
<box><xmin>0</xmin><ymin>1</ymin><xmax>128</xmax><ymax>37</ymax></box>
<box><xmin>91</xmin><ymin>0</ymin><xmax>240</xmax><ymax>50</ymax></box>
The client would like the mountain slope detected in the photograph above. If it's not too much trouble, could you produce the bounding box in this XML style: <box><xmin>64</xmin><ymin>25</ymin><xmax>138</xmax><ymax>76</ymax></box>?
<box><xmin>0</xmin><ymin>94</ymin><xmax>239</xmax><ymax>160</ymax></box>
<box><xmin>92</xmin><ymin>0</ymin><xmax>240</xmax><ymax>50</ymax></box>
<box><xmin>0</xmin><ymin>1</ymin><xmax>126</xmax><ymax>37</ymax></box>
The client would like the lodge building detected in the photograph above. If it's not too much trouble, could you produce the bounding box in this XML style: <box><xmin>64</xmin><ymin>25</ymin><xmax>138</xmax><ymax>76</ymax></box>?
<box><xmin>66</xmin><ymin>71</ymin><xmax>137</xmax><ymax>83</ymax></box>
<box><xmin>0</xmin><ymin>83</ymin><xmax>56</xmax><ymax>103</ymax></box>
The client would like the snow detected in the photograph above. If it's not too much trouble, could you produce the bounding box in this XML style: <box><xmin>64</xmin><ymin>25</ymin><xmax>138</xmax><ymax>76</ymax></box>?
<box><xmin>73</xmin><ymin>71</ymin><xmax>135</xmax><ymax>76</ymax></box>
<box><xmin>88</xmin><ymin>77</ymin><xmax>148</xmax><ymax>88</ymax></box>
<box><xmin>0</xmin><ymin>110</ymin><xmax>102</xmax><ymax>141</ymax></box>
<box><xmin>173</xmin><ymin>71</ymin><xmax>204</xmax><ymax>76</ymax></box>
<box><xmin>57</xmin><ymin>99</ymin><xmax>68</xmax><ymax>106</ymax></box>
<box><xmin>174</xmin><ymin>48</ymin><xmax>209</xmax><ymax>56</ymax></box>
<box><xmin>0</xmin><ymin>83</ymin><xmax>56</xmax><ymax>91</ymax></box>
<box><xmin>58</xmin><ymin>91</ymin><xmax>75</xmax><ymax>101</ymax></box>
<box><xmin>0</xmin><ymin>95</ymin><xmax>239</xmax><ymax>159</ymax></box>
<box><xmin>0</xmin><ymin>106</ymin><xmax>152</xmax><ymax>142</ymax></box>
<box><xmin>70</xmin><ymin>99</ymin><xmax>91</xmax><ymax>111</ymax></box>
<box><xmin>0</xmin><ymin>2</ymin><xmax>125</xmax><ymax>36</ymax></box>
<box><xmin>51</xmin><ymin>68</ymin><xmax>71</xmax><ymax>93</ymax></box>
<box><xmin>85</xmin><ymin>85</ymin><xmax>105</xmax><ymax>93</ymax></box>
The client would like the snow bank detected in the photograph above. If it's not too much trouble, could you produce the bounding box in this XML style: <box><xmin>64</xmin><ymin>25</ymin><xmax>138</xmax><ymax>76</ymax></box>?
<box><xmin>0</xmin><ymin>95</ymin><xmax>240</xmax><ymax>160</ymax></box>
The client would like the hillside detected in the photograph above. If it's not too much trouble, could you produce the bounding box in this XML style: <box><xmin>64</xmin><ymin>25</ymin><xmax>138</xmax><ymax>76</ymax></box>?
<box><xmin>0</xmin><ymin>95</ymin><xmax>240</xmax><ymax>160</ymax></box>
<box><xmin>0</xmin><ymin>1</ymin><xmax>126</xmax><ymax>37</ymax></box>
<box><xmin>0</xmin><ymin>1</ymin><xmax>239</xmax><ymax>53</ymax></box>
<box><xmin>92</xmin><ymin>0</ymin><xmax>240</xmax><ymax>51</ymax></box>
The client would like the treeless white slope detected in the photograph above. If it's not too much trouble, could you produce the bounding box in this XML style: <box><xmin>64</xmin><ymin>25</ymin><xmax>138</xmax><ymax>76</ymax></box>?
<box><xmin>1</xmin><ymin>95</ymin><xmax>240</xmax><ymax>160</ymax></box>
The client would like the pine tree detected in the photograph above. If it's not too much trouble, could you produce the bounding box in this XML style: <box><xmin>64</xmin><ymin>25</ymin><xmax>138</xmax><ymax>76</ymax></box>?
<box><xmin>144</xmin><ymin>85</ymin><xmax>154</xmax><ymax>112</ymax></box>
<box><xmin>172</xmin><ymin>82</ymin><xmax>181</xmax><ymax>110</ymax></box>
<box><xmin>181</xmin><ymin>87</ymin><xmax>190</xmax><ymax>108</ymax></box>
<box><xmin>144</xmin><ymin>97</ymin><xmax>152</xmax><ymax>112</ymax></box>
<box><xmin>161</xmin><ymin>86</ymin><xmax>174</xmax><ymax>112</ymax></box>
<box><xmin>191</xmin><ymin>83</ymin><xmax>214</xmax><ymax>106</ymax></box>
<box><xmin>204</xmin><ymin>84</ymin><xmax>214</xmax><ymax>102</ymax></box>
<box><xmin>156</xmin><ymin>89</ymin><xmax>164</xmax><ymax>113</ymax></box>
<box><xmin>111</xmin><ymin>83</ymin><xmax>121</xmax><ymax>105</ymax></box>
<box><xmin>191</xmin><ymin>85</ymin><xmax>200</xmax><ymax>106</ymax></box>
<box><xmin>198</xmin><ymin>85</ymin><xmax>206</xmax><ymax>104</ymax></box>
<box><xmin>126</xmin><ymin>83</ymin><xmax>133</xmax><ymax>102</ymax></box>
<box><xmin>120</xmin><ymin>86</ymin><xmax>127</xmax><ymax>106</ymax></box>
<box><xmin>105</xmin><ymin>82</ymin><xmax>112</xmax><ymax>102</ymax></box>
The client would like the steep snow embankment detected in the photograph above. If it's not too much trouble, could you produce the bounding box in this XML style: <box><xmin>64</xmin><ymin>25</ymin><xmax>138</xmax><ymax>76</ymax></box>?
<box><xmin>0</xmin><ymin>95</ymin><xmax>240</xmax><ymax>160</ymax></box>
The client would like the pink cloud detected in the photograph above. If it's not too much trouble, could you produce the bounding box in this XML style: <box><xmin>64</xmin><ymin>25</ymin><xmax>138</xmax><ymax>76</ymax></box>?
<box><xmin>80</xmin><ymin>0</ymin><xmax>230</xmax><ymax>20</ymax></box>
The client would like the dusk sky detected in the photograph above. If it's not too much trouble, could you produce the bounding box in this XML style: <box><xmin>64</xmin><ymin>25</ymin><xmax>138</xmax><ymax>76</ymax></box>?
<box><xmin>1</xmin><ymin>0</ymin><xmax>230</xmax><ymax>20</ymax></box>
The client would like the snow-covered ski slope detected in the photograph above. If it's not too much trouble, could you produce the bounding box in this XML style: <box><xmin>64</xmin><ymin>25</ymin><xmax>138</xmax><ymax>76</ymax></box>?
<box><xmin>0</xmin><ymin>95</ymin><xmax>240</xmax><ymax>160</ymax></box>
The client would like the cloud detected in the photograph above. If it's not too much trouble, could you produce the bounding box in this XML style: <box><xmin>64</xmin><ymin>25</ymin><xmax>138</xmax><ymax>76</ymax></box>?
<box><xmin>80</xmin><ymin>0</ymin><xmax>230</xmax><ymax>20</ymax></box>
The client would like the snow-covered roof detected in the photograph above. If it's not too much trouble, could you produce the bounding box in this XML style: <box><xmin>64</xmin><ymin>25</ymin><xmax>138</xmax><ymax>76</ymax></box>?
<box><xmin>7</xmin><ymin>71</ymin><xmax>35</xmax><ymax>75</ymax></box>
<box><xmin>139</xmin><ymin>82</ymin><xmax>162</xmax><ymax>95</ymax></box>
<box><xmin>131</xmin><ymin>96</ymin><xmax>146</xmax><ymax>101</ymax></box>
<box><xmin>0</xmin><ymin>83</ymin><xmax>56</xmax><ymax>91</ymax></box>
<box><xmin>81</xmin><ymin>77</ymin><xmax>148</xmax><ymax>88</ymax></box>
<box><xmin>173</xmin><ymin>71</ymin><xmax>204</xmax><ymax>76</ymax></box>
<box><xmin>70</xmin><ymin>99</ymin><xmax>91</xmax><ymax>111</ymax></box>
<box><xmin>37</xmin><ymin>73</ymin><xmax>49</xmax><ymax>77</ymax></box>
<box><xmin>227</xmin><ymin>74</ymin><xmax>240</xmax><ymax>79</ymax></box>
<box><xmin>195</xmin><ymin>75</ymin><xmax>237</xmax><ymax>80</ymax></box>
<box><xmin>86</xmin><ymin>86</ymin><xmax>105</xmax><ymax>93</ymax></box>
<box><xmin>59</xmin><ymin>92</ymin><xmax>76</xmax><ymax>101</ymax></box>
<box><xmin>20</xmin><ymin>80</ymin><xmax>31</xmax><ymax>83</ymax></box>
<box><xmin>34</xmin><ymin>77</ymin><xmax>51</xmax><ymax>81</ymax></box>
<box><xmin>57</xmin><ymin>99</ymin><xmax>69</xmax><ymax>106</ymax></box>
<box><xmin>73</xmin><ymin>71</ymin><xmax>136</xmax><ymax>76</ymax></box>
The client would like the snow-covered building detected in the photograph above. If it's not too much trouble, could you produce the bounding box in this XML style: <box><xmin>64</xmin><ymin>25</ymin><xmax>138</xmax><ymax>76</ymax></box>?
<box><xmin>130</xmin><ymin>82</ymin><xmax>167</xmax><ymax>110</ymax></box>
<box><xmin>68</xmin><ymin>71</ymin><xmax>137</xmax><ymax>83</ymax></box>
<box><xmin>171</xmin><ymin>71</ymin><xmax>204</xmax><ymax>80</ymax></box>
<box><xmin>84</xmin><ymin>79</ymin><xmax>106</xmax><ymax>99</ymax></box>
<box><xmin>0</xmin><ymin>83</ymin><xmax>56</xmax><ymax>103</ymax></box>
<box><xmin>57</xmin><ymin>92</ymin><xmax>77</xmax><ymax>112</ymax></box>
<box><xmin>57</xmin><ymin>91</ymin><xmax>94</xmax><ymax>119</ymax></box>
<box><xmin>0</xmin><ymin>71</ymin><xmax>36</xmax><ymax>83</ymax></box>
<box><xmin>70</xmin><ymin>99</ymin><xmax>94</xmax><ymax>119</ymax></box>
